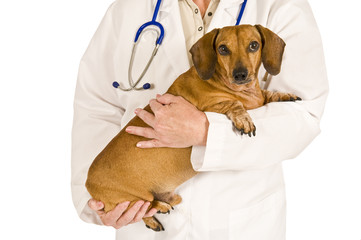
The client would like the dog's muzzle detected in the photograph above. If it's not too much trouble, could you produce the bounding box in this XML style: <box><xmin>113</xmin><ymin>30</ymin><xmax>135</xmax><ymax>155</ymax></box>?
<box><xmin>233</xmin><ymin>67</ymin><xmax>250</xmax><ymax>85</ymax></box>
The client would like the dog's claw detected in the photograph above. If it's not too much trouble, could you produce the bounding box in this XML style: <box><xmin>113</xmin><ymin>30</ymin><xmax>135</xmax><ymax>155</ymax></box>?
<box><xmin>296</xmin><ymin>97</ymin><xmax>302</xmax><ymax>101</ymax></box>
<box><xmin>232</xmin><ymin>122</ymin><xmax>256</xmax><ymax>137</ymax></box>
<box><xmin>158</xmin><ymin>210</ymin><xmax>171</xmax><ymax>214</ymax></box>
<box><xmin>144</xmin><ymin>217</ymin><xmax>165</xmax><ymax>231</ymax></box>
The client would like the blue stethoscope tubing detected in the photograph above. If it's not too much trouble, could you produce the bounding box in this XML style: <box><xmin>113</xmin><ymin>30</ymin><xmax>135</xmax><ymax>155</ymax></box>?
<box><xmin>113</xmin><ymin>0</ymin><xmax>248</xmax><ymax>91</ymax></box>
<box><xmin>236</xmin><ymin>0</ymin><xmax>248</xmax><ymax>26</ymax></box>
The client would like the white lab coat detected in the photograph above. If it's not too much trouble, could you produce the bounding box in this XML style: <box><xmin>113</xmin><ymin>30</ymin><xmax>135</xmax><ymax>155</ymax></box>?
<box><xmin>71</xmin><ymin>0</ymin><xmax>328</xmax><ymax>239</ymax></box>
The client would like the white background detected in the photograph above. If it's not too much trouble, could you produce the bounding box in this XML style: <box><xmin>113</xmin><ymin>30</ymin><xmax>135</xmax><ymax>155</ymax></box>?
<box><xmin>0</xmin><ymin>0</ymin><xmax>360</xmax><ymax>239</ymax></box>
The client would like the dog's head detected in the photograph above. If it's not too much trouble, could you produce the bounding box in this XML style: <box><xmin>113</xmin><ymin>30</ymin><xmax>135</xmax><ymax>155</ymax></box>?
<box><xmin>190</xmin><ymin>25</ymin><xmax>285</xmax><ymax>91</ymax></box>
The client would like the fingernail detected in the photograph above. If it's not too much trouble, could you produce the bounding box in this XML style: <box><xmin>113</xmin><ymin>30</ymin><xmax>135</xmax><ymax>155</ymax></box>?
<box><xmin>156</xmin><ymin>94</ymin><xmax>161</xmax><ymax>98</ymax></box>
<box><xmin>136</xmin><ymin>142</ymin><xmax>141</xmax><ymax>147</ymax></box>
<box><xmin>134</xmin><ymin>108</ymin><xmax>139</xmax><ymax>114</ymax></box>
<box><xmin>125</xmin><ymin>127</ymin><xmax>132</xmax><ymax>132</ymax></box>
<box><xmin>137</xmin><ymin>201</ymin><xmax>144</xmax><ymax>206</ymax></box>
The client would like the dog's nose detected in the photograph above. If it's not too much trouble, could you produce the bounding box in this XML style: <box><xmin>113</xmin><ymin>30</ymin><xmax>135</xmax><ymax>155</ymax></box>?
<box><xmin>233</xmin><ymin>68</ymin><xmax>249</xmax><ymax>83</ymax></box>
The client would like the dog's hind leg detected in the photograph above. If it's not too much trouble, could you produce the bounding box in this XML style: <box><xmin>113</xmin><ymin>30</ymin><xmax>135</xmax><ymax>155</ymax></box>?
<box><xmin>141</xmin><ymin>192</ymin><xmax>182</xmax><ymax>231</ymax></box>
<box><xmin>143</xmin><ymin>216</ymin><xmax>165</xmax><ymax>231</ymax></box>
<box><xmin>146</xmin><ymin>191</ymin><xmax>182</xmax><ymax>214</ymax></box>
<box><xmin>151</xmin><ymin>200</ymin><xmax>173</xmax><ymax>214</ymax></box>
<box><xmin>153</xmin><ymin>192</ymin><xmax>182</xmax><ymax>208</ymax></box>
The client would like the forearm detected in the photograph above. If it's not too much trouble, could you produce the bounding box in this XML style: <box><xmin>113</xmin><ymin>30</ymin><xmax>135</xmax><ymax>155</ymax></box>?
<box><xmin>191</xmin><ymin>101</ymin><xmax>321</xmax><ymax>171</ymax></box>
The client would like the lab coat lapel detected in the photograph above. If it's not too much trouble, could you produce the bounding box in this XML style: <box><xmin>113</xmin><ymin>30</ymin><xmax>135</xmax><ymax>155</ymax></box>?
<box><xmin>155</xmin><ymin>0</ymin><xmax>190</xmax><ymax>76</ymax></box>
<box><xmin>207</xmin><ymin>0</ymin><xmax>245</xmax><ymax>31</ymax></box>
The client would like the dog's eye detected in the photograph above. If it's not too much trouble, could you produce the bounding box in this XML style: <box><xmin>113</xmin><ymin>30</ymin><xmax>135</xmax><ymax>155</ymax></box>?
<box><xmin>249</xmin><ymin>41</ymin><xmax>260</xmax><ymax>52</ymax></box>
<box><xmin>218</xmin><ymin>45</ymin><xmax>230</xmax><ymax>55</ymax></box>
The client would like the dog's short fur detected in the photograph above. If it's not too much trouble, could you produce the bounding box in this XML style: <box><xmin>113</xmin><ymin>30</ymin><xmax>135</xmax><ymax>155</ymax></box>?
<box><xmin>86</xmin><ymin>25</ymin><xmax>300</xmax><ymax>231</ymax></box>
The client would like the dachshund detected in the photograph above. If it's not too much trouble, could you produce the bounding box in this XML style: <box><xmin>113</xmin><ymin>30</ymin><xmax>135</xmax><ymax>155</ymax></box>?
<box><xmin>85</xmin><ymin>24</ymin><xmax>301</xmax><ymax>231</ymax></box>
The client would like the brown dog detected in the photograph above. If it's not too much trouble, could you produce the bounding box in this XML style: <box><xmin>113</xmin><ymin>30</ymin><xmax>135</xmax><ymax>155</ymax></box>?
<box><xmin>86</xmin><ymin>25</ymin><xmax>300</xmax><ymax>231</ymax></box>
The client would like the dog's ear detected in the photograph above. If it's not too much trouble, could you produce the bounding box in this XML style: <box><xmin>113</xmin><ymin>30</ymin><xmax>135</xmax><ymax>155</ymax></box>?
<box><xmin>190</xmin><ymin>28</ymin><xmax>219</xmax><ymax>80</ymax></box>
<box><xmin>255</xmin><ymin>25</ymin><xmax>286</xmax><ymax>76</ymax></box>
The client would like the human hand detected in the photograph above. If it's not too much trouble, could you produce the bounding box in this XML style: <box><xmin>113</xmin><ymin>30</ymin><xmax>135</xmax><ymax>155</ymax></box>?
<box><xmin>125</xmin><ymin>93</ymin><xmax>209</xmax><ymax>148</ymax></box>
<box><xmin>88</xmin><ymin>199</ymin><xmax>157</xmax><ymax>229</ymax></box>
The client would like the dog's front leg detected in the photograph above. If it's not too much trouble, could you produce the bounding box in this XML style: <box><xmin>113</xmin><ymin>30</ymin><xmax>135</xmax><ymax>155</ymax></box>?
<box><xmin>262</xmin><ymin>90</ymin><xmax>301</xmax><ymax>103</ymax></box>
<box><xmin>205</xmin><ymin>100</ymin><xmax>256</xmax><ymax>137</ymax></box>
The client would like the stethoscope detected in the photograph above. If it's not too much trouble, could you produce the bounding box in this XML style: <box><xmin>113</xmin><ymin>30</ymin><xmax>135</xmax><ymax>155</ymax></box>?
<box><xmin>112</xmin><ymin>0</ymin><xmax>248</xmax><ymax>91</ymax></box>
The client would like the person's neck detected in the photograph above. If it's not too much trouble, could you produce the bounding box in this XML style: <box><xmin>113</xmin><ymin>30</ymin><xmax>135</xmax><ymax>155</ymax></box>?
<box><xmin>193</xmin><ymin>0</ymin><xmax>211</xmax><ymax>18</ymax></box>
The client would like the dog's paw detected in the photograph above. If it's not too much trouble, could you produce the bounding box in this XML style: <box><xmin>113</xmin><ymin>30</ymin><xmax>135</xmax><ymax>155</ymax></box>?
<box><xmin>143</xmin><ymin>216</ymin><xmax>165</xmax><ymax>232</ymax></box>
<box><xmin>231</xmin><ymin>113</ymin><xmax>256</xmax><ymax>137</ymax></box>
<box><xmin>152</xmin><ymin>200</ymin><xmax>173</xmax><ymax>214</ymax></box>
<box><xmin>278</xmin><ymin>93</ymin><xmax>302</xmax><ymax>102</ymax></box>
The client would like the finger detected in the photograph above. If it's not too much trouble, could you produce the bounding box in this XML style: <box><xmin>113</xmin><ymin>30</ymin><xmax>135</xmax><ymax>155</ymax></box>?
<box><xmin>134</xmin><ymin>108</ymin><xmax>155</xmax><ymax>127</ymax></box>
<box><xmin>115</xmin><ymin>201</ymin><xmax>144</xmax><ymax>228</ymax></box>
<box><xmin>88</xmin><ymin>199</ymin><xmax>104</xmax><ymax>210</ymax></box>
<box><xmin>156</xmin><ymin>93</ymin><xmax>180</xmax><ymax>105</ymax></box>
<box><xmin>88</xmin><ymin>199</ymin><xmax>105</xmax><ymax>215</ymax></box>
<box><xmin>144</xmin><ymin>208</ymin><xmax>158</xmax><ymax>218</ymax></box>
<box><xmin>102</xmin><ymin>201</ymin><xmax>130</xmax><ymax>226</ymax></box>
<box><xmin>136</xmin><ymin>139</ymin><xmax>164</xmax><ymax>148</ymax></box>
<box><xmin>149</xmin><ymin>98</ymin><xmax>164</xmax><ymax>113</ymax></box>
<box><xmin>129</xmin><ymin>202</ymin><xmax>151</xmax><ymax>224</ymax></box>
<box><xmin>126</xmin><ymin>126</ymin><xmax>157</xmax><ymax>139</ymax></box>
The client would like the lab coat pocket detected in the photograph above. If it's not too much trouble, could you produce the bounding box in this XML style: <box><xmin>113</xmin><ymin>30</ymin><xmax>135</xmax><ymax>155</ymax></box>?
<box><xmin>229</xmin><ymin>189</ymin><xmax>286</xmax><ymax>240</ymax></box>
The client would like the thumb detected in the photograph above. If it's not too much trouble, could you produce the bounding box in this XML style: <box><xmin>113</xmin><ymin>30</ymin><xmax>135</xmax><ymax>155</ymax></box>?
<box><xmin>88</xmin><ymin>199</ymin><xmax>104</xmax><ymax>211</ymax></box>
<box><xmin>156</xmin><ymin>93</ymin><xmax>179</xmax><ymax>105</ymax></box>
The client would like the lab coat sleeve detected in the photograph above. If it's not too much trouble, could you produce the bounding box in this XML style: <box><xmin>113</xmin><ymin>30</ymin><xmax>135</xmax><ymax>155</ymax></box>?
<box><xmin>71</xmin><ymin>2</ymin><xmax>124</xmax><ymax>224</ymax></box>
<box><xmin>191</xmin><ymin>0</ymin><xmax>329</xmax><ymax>171</ymax></box>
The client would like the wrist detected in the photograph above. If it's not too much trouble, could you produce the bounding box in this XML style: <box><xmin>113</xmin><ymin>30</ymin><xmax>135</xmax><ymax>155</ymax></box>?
<box><xmin>197</xmin><ymin>112</ymin><xmax>209</xmax><ymax>146</ymax></box>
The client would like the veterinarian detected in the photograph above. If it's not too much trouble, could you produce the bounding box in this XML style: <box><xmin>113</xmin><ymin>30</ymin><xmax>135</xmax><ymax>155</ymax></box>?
<box><xmin>72</xmin><ymin>0</ymin><xmax>328</xmax><ymax>239</ymax></box>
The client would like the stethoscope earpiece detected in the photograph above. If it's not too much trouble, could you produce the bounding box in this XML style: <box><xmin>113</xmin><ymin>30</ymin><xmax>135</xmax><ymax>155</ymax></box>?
<box><xmin>112</xmin><ymin>81</ymin><xmax>120</xmax><ymax>89</ymax></box>
<box><xmin>112</xmin><ymin>81</ymin><xmax>151</xmax><ymax>90</ymax></box>
<box><xmin>143</xmin><ymin>83</ymin><xmax>151</xmax><ymax>90</ymax></box>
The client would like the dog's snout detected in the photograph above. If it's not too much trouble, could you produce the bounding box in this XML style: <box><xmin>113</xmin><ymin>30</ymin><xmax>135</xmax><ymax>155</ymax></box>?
<box><xmin>233</xmin><ymin>68</ymin><xmax>249</xmax><ymax>83</ymax></box>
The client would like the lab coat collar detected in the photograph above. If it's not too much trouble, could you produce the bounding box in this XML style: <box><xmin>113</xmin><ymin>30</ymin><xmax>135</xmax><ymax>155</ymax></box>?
<box><xmin>207</xmin><ymin>0</ymin><xmax>246</xmax><ymax>31</ymax></box>
<box><xmin>223</xmin><ymin>0</ymin><xmax>246</xmax><ymax>25</ymax></box>
<box><xmin>152</xmin><ymin>0</ymin><xmax>245</xmax><ymax>24</ymax></box>
<box><xmin>152</xmin><ymin>0</ymin><xmax>190</xmax><ymax>77</ymax></box>
<box><xmin>221</xmin><ymin>0</ymin><xmax>245</xmax><ymax>5</ymax></box>
<box><xmin>152</xmin><ymin>0</ymin><xmax>174</xmax><ymax>21</ymax></box>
